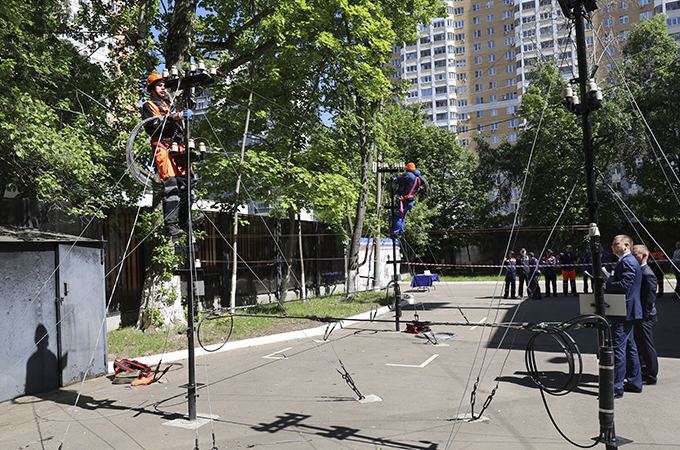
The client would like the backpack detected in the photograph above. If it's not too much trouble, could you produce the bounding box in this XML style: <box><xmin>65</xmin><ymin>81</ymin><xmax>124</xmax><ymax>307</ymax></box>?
<box><xmin>113</xmin><ymin>359</ymin><xmax>153</xmax><ymax>379</ymax></box>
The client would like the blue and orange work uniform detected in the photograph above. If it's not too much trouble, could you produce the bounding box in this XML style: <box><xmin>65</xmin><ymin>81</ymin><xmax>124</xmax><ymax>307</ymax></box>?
<box><xmin>391</xmin><ymin>164</ymin><xmax>427</xmax><ymax>236</ymax></box>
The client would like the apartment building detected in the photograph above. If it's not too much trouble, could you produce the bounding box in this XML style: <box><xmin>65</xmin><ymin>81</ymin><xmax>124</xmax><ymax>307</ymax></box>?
<box><xmin>393</xmin><ymin>0</ymin><xmax>667</xmax><ymax>148</ymax></box>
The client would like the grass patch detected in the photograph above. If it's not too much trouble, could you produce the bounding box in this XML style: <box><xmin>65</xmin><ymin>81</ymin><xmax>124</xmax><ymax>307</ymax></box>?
<box><xmin>107</xmin><ymin>291</ymin><xmax>385</xmax><ymax>362</ymax></box>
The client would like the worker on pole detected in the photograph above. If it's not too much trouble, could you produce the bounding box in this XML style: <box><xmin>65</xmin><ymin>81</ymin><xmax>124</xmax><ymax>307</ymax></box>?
<box><xmin>141</xmin><ymin>73</ymin><xmax>195</xmax><ymax>237</ymax></box>
<box><xmin>390</xmin><ymin>162</ymin><xmax>428</xmax><ymax>237</ymax></box>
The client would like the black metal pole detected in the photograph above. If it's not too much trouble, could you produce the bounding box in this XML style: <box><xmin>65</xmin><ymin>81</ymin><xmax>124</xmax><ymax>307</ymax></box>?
<box><xmin>183</xmin><ymin>73</ymin><xmax>197</xmax><ymax>422</ymax></box>
<box><xmin>573</xmin><ymin>5</ymin><xmax>615</xmax><ymax>448</ymax></box>
<box><xmin>389</xmin><ymin>177</ymin><xmax>401</xmax><ymax>331</ymax></box>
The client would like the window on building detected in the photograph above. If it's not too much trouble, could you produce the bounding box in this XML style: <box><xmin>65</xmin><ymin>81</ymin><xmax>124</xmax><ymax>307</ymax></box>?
<box><xmin>603</xmin><ymin>4</ymin><xmax>612</xmax><ymax>11</ymax></box>
<box><xmin>475</xmin><ymin>70</ymin><xmax>483</xmax><ymax>77</ymax></box>
<box><xmin>406</xmin><ymin>52</ymin><xmax>417</xmax><ymax>60</ymax></box>
<box><xmin>504</xmin><ymin>37</ymin><xmax>515</xmax><ymax>45</ymax></box>
<box><xmin>490</xmin><ymin>108</ymin><xmax>498</xmax><ymax>116</ymax></box>
<box><xmin>507</xmin><ymin>92</ymin><xmax>518</xmax><ymax>99</ymax></box>
<box><xmin>640</xmin><ymin>11</ymin><xmax>652</xmax><ymax>20</ymax></box>
<box><xmin>522</xmin><ymin>15</ymin><xmax>536</xmax><ymax>23</ymax></box>
<box><xmin>540</xmin><ymin>12</ymin><xmax>552</xmax><ymax>19</ymax></box>
<box><xmin>455</xmin><ymin>7</ymin><xmax>464</xmax><ymax>14</ymax></box>
<box><xmin>473</xmin><ymin>3</ymin><xmax>481</xmax><ymax>10</ymax></box>
<box><xmin>604</xmin><ymin>18</ymin><xmax>613</xmax><ymax>26</ymax></box>
<box><xmin>507</xmin><ymin>105</ymin><xmax>518</xmax><ymax>114</ymax></box>
<box><xmin>422</xmin><ymin>62</ymin><xmax>432</xmax><ymax>70</ymax></box>
<box><xmin>522</xmin><ymin>1</ymin><xmax>536</xmax><ymax>8</ymax></box>
<box><xmin>473</xmin><ymin>17</ymin><xmax>481</xmax><ymax>24</ymax></box>
<box><xmin>523</xmin><ymin>43</ymin><xmax>537</xmax><ymax>51</ymax></box>
<box><xmin>476</xmin><ymin>97</ymin><xmax>484</xmax><ymax>104</ymax></box>
<box><xmin>455</xmin><ymin>46</ymin><xmax>466</xmax><ymax>55</ymax></box>
<box><xmin>503</xmin><ymin>10</ymin><xmax>513</xmax><ymax>19</ymax></box>
<box><xmin>478</xmin><ymin>123</ymin><xmax>486</xmax><ymax>131</ymax></box>
<box><xmin>392</xmin><ymin>59</ymin><xmax>401</xmax><ymax>66</ymax></box>
<box><xmin>458</xmin><ymin>125</ymin><xmax>469</xmax><ymax>133</ymax></box>
<box><xmin>475</xmin><ymin>56</ymin><xmax>483</xmax><ymax>64</ymax></box>
<box><xmin>523</xmin><ymin>29</ymin><xmax>536</xmax><ymax>37</ymax></box>
<box><xmin>488</xmin><ymin>27</ymin><xmax>496</xmax><ymax>35</ymax></box>
<box><xmin>459</xmin><ymin>139</ymin><xmax>470</xmax><ymax>146</ymax></box>
<box><xmin>473</xmin><ymin>29</ymin><xmax>482</xmax><ymax>37</ymax></box>
<box><xmin>433</xmin><ymin>19</ymin><xmax>445</xmax><ymax>28</ymax></box>
<box><xmin>457</xmin><ymin>73</ymin><xmax>467</xmax><ymax>81</ymax></box>
<box><xmin>508</xmin><ymin>119</ymin><xmax>518</xmax><ymax>128</ymax></box>
<box><xmin>406</xmin><ymin>65</ymin><xmax>417</xmax><ymax>72</ymax></box>
<box><xmin>489</xmin><ymin>68</ymin><xmax>497</xmax><ymax>75</ymax></box>
<box><xmin>421</xmin><ymin>49</ymin><xmax>431</xmax><ymax>57</ymax></box>
<box><xmin>455</xmin><ymin>33</ymin><xmax>466</xmax><ymax>41</ymax></box>
<box><xmin>504</xmin><ymin>23</ymin><xmax>514</xmax><ymax>32</ymax></box>
<box><xmin>474</xmin><ymin>43</ymin><xmax>482</xmax><ymax>51</ymax></box>
<box><xmin>490</xmin><ymin>122</ymin><xmax>499</xmax><ymax>130</ymax></box>
<box><xmin>489</xmin><ymin>94</ymin><xmax>498</xmax><ymax>102</ymax></box>
<box><xmin>434</xmin><ymin>73</ymin><xmax>447</xmax><ymax>81</ymax></box>
<box><xmin>506</xmin><ymin>78</ymin><xmax>517</xmax><ymax>86</ymax></box>
<box><xmin>508</xmin><ymin>134</ymin><xmax>517</xmax><ymax>141</ymax></box>
<box><xmin>639</xmin><ymin>0</ymin><xmax>651</xmax><ymax>5</ymax></box>
<box><xmin>458</xmin><ymin>86</ymin><xmax>468</xmax><ymax>94</ymax></box>
<box><xmin>506</xmin><ymin>64</ymin><xmax>516</xmax><ymax>72</ymax></box>
<box><xmin>455</xmin><ymin>20</ymin><xmax>465</xmax><ymax>27</ymax></box>
<box><xmin>436</xmin><ymin>99</ymin><xmax>448</xmax><ymax>107</ymax></box>
<box><xmin>437</xmin><ymin>113</ymin><xmax>449</xmax><ymax>120</ymax></box>
<box><xmin>489</xmin><ymin>81</ymin><xmax>497</xmax><ymax>89</ymax></box>
<box><xmin>420</xmin><ymin>36</ymin><xmax>431</xmax><ymax>44</ymax></box>
<box><xmin>457</xmin><ymin>59</ymin><xmax>467</xmax><ymax>67</ymax></box>
<box><xmin>492</xmin><ymin>136</ymin><xmax>500</xmax><ymax>143</ymax></box>
<box><xmin>477</xmin><ymin>110</ymin><xmax>485</xmax><ymax>118</ymax></box>
<box><xmin>619</xmin><ymin>1</ymin><xmax>628</xmax><ymax>8</ymax></box>
<box><xmin>605</xmin><ymin>48</ymin><xmax>616</xmax><ymax>56</ymax></box>
<box><xmin>487</xmin><ymin>14</ymin><xmax>495</xmax><ymax>21</ymax></box>
<box><xmin>458</xmin><ymin>113</ymin><xmax>469</xmax><ymax>120</ymax></box>
<box><xmin>488</xmin><ymin>40</ymin><xmax>496</xmax><ymax>48</ymax></box>
<box><xmin>488</xmin><ymin>54</ymin><xmax>496</xmax><ymax>62</ymax></box>
<box><xmin>505</xmin><ymin>51</ymin><xmax>515</xmax><ymax>59</ymax></box>
<box><xmin>422</xmin><ymin>88</ymin><xmax>433</xmax><ymax>96</ymax></box>
<box><xmin>434</xmin><ymin>59</ymin><xmax>447</xmax><ymax>67</ymax></box>
<box><xmin>421</xmin><ymin>75</ymin><xmax>432</xmax><ymax>82</ymax></box>
<box><xmin>408</xmin><ymin>91</ymin><xmax>418</xmax><ymax>98</ymax></box>
<box><xmin>435</xmin><ymin>86</ymin><xmax>448</xmax><ymax>94</ymax></box>
<box><xmin>476</xmin><ymin>83</ymin><xmax>484</xmax><ymax>91</ymax></box>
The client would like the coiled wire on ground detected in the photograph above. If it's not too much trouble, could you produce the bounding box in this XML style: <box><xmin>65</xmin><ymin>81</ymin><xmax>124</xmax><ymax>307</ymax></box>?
<box><xmin>196</xmin><ymin>311</ymin><xmax>234</xmax><ymax>352</ymax></box>
<box><xmin>524</xmin><ymin>314</ymin><xmax>612</xmax><ymax>448</ymax></box>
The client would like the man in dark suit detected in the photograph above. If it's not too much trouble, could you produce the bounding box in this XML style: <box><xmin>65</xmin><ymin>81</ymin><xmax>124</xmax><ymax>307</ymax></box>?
<box><xmin>606</xmin><ymin>234</ymin><xmax>643</xmax><ymax>398</ymax></box>
<box><xmin>631</xmin><ymin>245</ymin><xmax>659</xmax><ymax>385</ymax></box>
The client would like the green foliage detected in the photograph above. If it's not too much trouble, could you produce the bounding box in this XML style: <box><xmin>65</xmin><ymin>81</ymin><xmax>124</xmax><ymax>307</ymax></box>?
<box><xmin>136</xmin><ymin>210</ymin><xmax>178</xmax><ymax>276</ymax></box>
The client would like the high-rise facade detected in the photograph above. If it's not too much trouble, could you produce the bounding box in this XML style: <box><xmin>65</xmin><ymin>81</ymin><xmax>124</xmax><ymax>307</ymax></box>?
<box><xmin>393</xmin><ymin>0</ymin><xmax>668</xmax><ymax>148</ymax></box>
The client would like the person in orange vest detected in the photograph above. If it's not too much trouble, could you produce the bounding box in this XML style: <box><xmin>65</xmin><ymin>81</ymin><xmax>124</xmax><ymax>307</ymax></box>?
<box><xmin>390</xmin><ymin>162</ymin><xmax>428</xmax><ymax>236</ymax></box>
<box><xmin>650</xmin><ymin>246</ymin><xmax>665</xmax><ymax>297</ymax></box>
<box><xmin>141</xmin><ymin>73</ymin><xmax>195</xmax><ymax>237</ymax></box>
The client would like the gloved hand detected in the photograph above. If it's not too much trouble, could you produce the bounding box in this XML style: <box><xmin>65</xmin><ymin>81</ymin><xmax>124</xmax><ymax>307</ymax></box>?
<box><xmin>181</xmin><ymin>109</ymin><xmax>194</xmax><ymax>120</ymax></box>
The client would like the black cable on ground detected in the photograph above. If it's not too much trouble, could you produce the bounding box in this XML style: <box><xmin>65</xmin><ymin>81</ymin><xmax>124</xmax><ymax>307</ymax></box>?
<box><xmin>196</xmin><ymin>312</ymin><xmax>234</xmax><ymax>353</ymax></box>
<box><xmin>524</xmin><ymin>314</ymin><xmax>612</xmax><ymax>449</ymax></box>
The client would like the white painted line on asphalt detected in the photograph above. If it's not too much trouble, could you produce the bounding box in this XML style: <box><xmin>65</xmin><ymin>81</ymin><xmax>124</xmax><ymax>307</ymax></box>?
<box><xmin>386</xmin><ymin>354</ymin><xmax>439</xmax><ymax>368</ymax></box>
<box><xmin>263</xmin><ymin>347</ymin><xmax>292</xmax><ymax>359</ymax></box>
<box><xmin>469</xmin><ymin>317</ymin><xmax>487</xmax><ymax>330</ymax></box>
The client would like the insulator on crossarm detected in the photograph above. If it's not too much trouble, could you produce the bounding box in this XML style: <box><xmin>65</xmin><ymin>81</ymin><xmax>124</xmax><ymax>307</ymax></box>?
<box><xmin>162</xmin><ymin>68</ymin><xmax>169</xmax><ymax>78</ymax></box>
<box><xmin>170</xmin><ymin>65</ymin><xmax>178</xmax><ymax>77</ymax></box>
<box><xmin>209</xmin><ymin>66</ymin><xmax>217</xmax><ymax>76</ymax></box>
<box><xmin>198</xmin><ymin>60</ymin><xmax>206</xmax><ymax>72</ymax></box>
<box><xmin>188</xmin><ymin>139</ymin><xmax>196</xmax><ymax>151</ymax></box>
<box><xmin>588</xmin><ymin>79</ymin><xmax>598</xmax><ymax>94</ymax></box>
<box><xmin>171</xmin><ymin>142</ymin><xmax>179</xmax><ymax>153</ymax></box>
<box><xmin>190</xmin><ymin>61</ymin><xmax>197</xmax><ymax>73</ymax></box>
<box><xmin>563</xmin><ymin>85</ymin><xmax>573</xmax><ymax>101</ymax></box>
<box><xmin>198</xmin><ymin>142</ymin><xmax>206</xmax><ymax>153</ymax></box>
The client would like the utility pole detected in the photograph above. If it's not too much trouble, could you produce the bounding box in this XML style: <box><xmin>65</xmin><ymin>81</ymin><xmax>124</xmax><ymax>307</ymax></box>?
<box><xmin>558</xmin><ymin>0</ymin><xmax>624</xmax><ymax>447</ymax></box>
<box><xmin>377</xmin><ymin>162</ymin><xmax>404</xmax><ymax>331</ymax></box>
<box><xmin>164</xmin><ymin>60</ymin><xmax>215</xmax><ymax>422</ymax></box>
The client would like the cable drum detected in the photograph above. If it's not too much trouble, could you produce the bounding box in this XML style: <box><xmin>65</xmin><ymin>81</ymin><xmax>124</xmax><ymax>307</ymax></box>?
<box><xmin>126</xmin><ymin>117</ymin><xmax>162</xmax><ymax>188</ymax></box>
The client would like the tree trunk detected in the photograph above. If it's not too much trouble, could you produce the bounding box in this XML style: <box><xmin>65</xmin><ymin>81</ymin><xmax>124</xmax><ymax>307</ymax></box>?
<box><xmin>166</xmin><ymin>0</ymin><xmax>197</xmax><ymax>70</ymax></box>
<box><xmin>346</xmin><ymin>98</ymin><xmax>377</xmax><ymax>296</ymax></box>
<box><xmin>279</xmin><ymin>207</ymin><xmax>297</xmax><ymax>305</ymax></box>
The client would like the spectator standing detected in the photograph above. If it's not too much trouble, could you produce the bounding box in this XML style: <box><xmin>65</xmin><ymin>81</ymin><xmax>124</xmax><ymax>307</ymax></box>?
<box><xmin>673</xmin><ymin>241</ymin><xmax>680</xmax><ymax>299</ymax></box>
<box><xmin>650</xmin><ymin>246</ymin><xmax>665</xmax><ymax>297</ymax></box>
<box><xmin>527</xmin><ymin>252</ymin><xmax>542</xmax><ymax>299</ymax></box>
<box><xmin>606</xmin><ymin>234</ymin><xmax>643</xmax><ymax>398</ymax></box>
<box><xmin>503</xmin><ymin>251</ymin><xmax>517</xmax><ymax>299</ymax></box>
<box><xmin>542</xmin><ymin>249</ymin><xmax>557</xmax><ymax>297</ymax></box>
<box><xmin>517</xmin><ymin>248</ymin><xmax>530</xmax><ymax>298</ymax></box>
<box><xmin>580</xmin><ymin>246</ymin><xmax>593</xmax><ymax>294</ymax></box>
<box><xmin>557</xmin><ymin>245</ymin><xmax>578</xmax><ymax>296</ymax></box>
<box><xmin>631</xmin><ymin>245</ymin><xmax>659</xmax><ymax>385</ymax></box>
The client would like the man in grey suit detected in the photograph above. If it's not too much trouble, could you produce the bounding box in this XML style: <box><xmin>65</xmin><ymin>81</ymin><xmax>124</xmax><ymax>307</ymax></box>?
<box><xmin>631</xmin><ymin>245</ymin><xmax>659</xmax><ymax>385</ymax></box>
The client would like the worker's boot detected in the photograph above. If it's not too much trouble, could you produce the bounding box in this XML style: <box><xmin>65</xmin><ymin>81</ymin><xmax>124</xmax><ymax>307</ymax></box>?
<box><xmin>571</xmin><ymin>280</ymin><xmax>578</xmax><ymax>296</ymax></box>
<box><xmin>563</xmin><ymin>281</ymin><xmax>569</xmax><ymax>297</ymax></box>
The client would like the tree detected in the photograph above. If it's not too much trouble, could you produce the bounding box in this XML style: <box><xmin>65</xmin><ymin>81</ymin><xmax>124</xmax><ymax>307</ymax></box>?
<box><xmin>615</xmin><ymin>15</ymin><xmax>680</xmax><ymax>221</ymax></box>
<box><xmin>0</xmin><ymin>0</ymin><xmax>142</xmax><ymax>218</ymax></box>
<box><xmin>473</xmin><ymin>60</ymin><xmax>639</xmax><ymax>238</ymax></box>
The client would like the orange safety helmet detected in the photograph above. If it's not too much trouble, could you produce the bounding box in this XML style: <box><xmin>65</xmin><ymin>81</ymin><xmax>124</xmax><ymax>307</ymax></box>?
<box><xmin>146</xmin><ymin>73</ymin><xmax>165</xmax><ymax>92</ymax></box>
<box><xmin>406</xmin><ymin>162</ymin><xmax>416</xmax><ymax>171</ymax></box>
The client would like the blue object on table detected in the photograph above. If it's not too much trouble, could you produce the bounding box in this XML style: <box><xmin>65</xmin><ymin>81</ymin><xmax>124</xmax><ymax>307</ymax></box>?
<box><xmin>411</xmin><ymin>273</ymin><xmax>440</xmax><ymax>287</ymax></box>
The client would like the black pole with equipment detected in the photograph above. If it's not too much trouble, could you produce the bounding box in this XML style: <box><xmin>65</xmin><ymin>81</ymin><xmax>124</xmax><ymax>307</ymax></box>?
<box><xmin>165</xmin><ymin>61</ymin><xmax>215</xmax><ymax>422</ymax></box>
<box><xmin>558</xmin><ymin>0</ymin><xmax>625</xmax><ymax>447</ymax></box>
<box><xmin>377</xmin><ymin>163</ymin><xmax>404</xmax><ymax>331</ymax></box>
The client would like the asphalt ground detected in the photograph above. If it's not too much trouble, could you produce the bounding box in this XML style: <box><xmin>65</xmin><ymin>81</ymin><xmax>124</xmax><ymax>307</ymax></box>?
<box><xmin>2</xmin><ymin>280</ymin><xmax>680</xmax><ymax>450</ymax></box>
